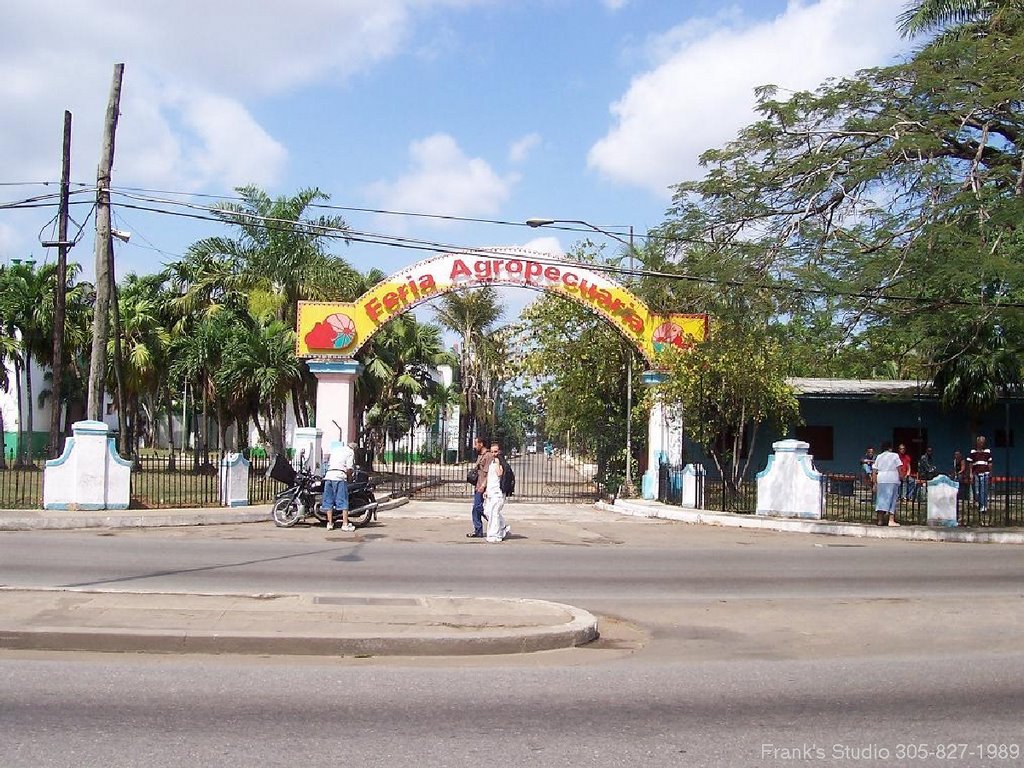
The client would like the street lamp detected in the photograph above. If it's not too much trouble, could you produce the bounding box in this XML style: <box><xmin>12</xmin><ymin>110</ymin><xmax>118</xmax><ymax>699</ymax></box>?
<box><xmin>526</xmin><ymin>217</ymin><xmax>639</xmax><ymax>497</ymax></box>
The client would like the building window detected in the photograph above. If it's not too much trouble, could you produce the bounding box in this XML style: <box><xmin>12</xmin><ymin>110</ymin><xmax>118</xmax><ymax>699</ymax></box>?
<box><xmin>794</xmin><ymin>425</ymin><xmax>834</xmax><ymax>460</ymax></box>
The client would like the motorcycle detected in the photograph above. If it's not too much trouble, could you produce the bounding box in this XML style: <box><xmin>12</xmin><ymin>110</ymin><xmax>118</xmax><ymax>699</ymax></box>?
<box><xmin>267</xmin><ymin>453</ymin><xmax>378</xmax><ymax>528</ymax></box>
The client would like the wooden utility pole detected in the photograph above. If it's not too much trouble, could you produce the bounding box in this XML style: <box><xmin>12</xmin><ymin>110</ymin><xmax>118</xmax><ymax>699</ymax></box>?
<box><xmin>87</xmin><ymin>63</ymin><xmax>124</xmax><ymax>422</ymax></box>
<box><xmin>49</xmin><ymin>110</ymin><xmax>72</xmax><ymax>457</ymax></box>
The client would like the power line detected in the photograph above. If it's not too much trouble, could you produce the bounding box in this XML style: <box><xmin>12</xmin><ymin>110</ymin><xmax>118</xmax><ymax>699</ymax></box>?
<box><xmin>105</xmin><ymin>190</ymin><xmax>1024</xmax><ymax>311</ymax></box>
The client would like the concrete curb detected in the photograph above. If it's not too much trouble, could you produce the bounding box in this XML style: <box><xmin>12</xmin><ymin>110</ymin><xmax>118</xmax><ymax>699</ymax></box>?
<box><xmin>601</xmin><ymin>499</ymin><xmax>1024</xmax><ymax>544</ymax></box>
<box><xmin>0</xmin><ymin>495</ymin><xmax>410</xmax><ymax>532</ymax></box>
<box><xmin>0</xmin><ymin>588</ymin><xmax>599</xmax><ymax>657</ymax></box>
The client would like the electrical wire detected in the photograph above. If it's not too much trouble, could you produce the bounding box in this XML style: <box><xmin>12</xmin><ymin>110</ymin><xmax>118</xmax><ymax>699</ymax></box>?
<box><xmin>105</xmin><ymin>191</ymin><xmax>1024</xmax><ymax>311</ymax></box>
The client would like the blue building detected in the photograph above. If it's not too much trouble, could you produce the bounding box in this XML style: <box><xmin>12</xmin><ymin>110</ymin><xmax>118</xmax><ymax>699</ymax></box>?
<box><xmin>683</xmin><ymin>378</ymin><xmax>1022</xmax><ymax>479</ymax></box>
<box><xmin>788</xmin><ymin>378</ymin><xmax>1021</xmax><ymax>477</ymax></box>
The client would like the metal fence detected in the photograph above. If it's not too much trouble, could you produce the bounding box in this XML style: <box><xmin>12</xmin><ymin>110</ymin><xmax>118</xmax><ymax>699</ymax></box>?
<box><xmin>379</xmin><ymin>449</ymin><xmax>601</xmax><ymax>503</ymax></box>
<box><xmin>656</xmin><ymin>462</ymin><xmax>1024</xmax><ymax>527</ymax></box>
<box><xmin>820</xmin><ymin>473</ymin><xmax>1024</xmax><ymax>527</ymax></box>
<box><xmin>129</xmin><ymin>452</ymin><xmax>279</xmax><ymax>509</ymax></box>
<box><xmin>657</xmin><ymin>463</ymin><xmax>758</xmax><ymax>514</ymax></box>
<box><xmin>130</xmin><ymin>454</ymin><xmax>221</xmax><ymax>508</ymax></box>
<box><xmin>247</xmin><ymin>455</ymin><xmax>277</xmax><ymax>505</ymax></box>
<box><xmin>0</xmin><ymin>459</ymin><xmax>44</xmax><ymax>509</ymax></box>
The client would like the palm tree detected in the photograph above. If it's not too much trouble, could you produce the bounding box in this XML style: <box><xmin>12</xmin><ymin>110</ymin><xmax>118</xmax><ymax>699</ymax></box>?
<box><xmin>357</xmin><ymin>314</ymin><xmax>452</xmax><ymax>467</ymax></box>
<box><xmin>897</xmin><ymin>0</ymin><xmax>1023</xmax><ymax>37</ymax></box>
<box><xmin>171</xmin><ymin>187</ymin><xmax>366</xmax><ymax>430</ymax></box>
<box><xmin>422</xmin><ymin>383</ymin><xmax>460</xmax><ymax>463</ymax></box>
<box><xmin>1</xmin><ymin>261</ymin><xmax>59</xmax><ymax>464</ymax></box>
<box><xmin>217</xmin><ymin>317</ymin><xmax>302</xmax><ymax>454</ymax></box>
<box><xmin>113</xmin><ymin>273</ymin><xmax>172</xmax><ymax>458</ymax></box>
<box><xmin>432</xmin><ymin>287</ymin><xmax>504</xmax><ymax>457</ymax></box>
<box><xmin>0</xmin><ymin>330</ymin><xmax>17</xmax><ymax>469</ymax></box>
<box><xmin>169</xmin><ymin>313</ymin><xmax>237</xmax><ymax>471</ymax></box>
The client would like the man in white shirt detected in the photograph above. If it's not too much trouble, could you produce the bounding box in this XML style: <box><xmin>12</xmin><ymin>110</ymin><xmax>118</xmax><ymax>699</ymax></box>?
<box><xmin>872</xmin><ymin>440</ymin><xmax>902</xmax><ymax>527</ymax></box>
<box><xmin>322</xmin><ymin>441</ymin><xmax>356</xmax><ymax>532</ymax></box>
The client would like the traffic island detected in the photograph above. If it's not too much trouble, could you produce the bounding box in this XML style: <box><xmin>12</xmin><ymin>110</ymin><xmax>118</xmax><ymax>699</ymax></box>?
<box><xmin>0</xmin><ymin>588</ymin><xmax>599</xmax><ymax>656</ymax></box>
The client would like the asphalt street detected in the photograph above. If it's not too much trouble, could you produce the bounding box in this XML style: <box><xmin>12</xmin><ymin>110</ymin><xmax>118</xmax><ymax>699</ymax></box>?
<box><xmin>2</xmin><ymin>506</ymin><xmax>1023</xmax><ymax>767</ymax></box>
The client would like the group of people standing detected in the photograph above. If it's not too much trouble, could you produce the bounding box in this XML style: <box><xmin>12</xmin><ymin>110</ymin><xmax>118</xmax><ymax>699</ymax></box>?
<box><xmin>861</xmin><ymin>436</ymin><xmax>994</xmax><ymax>526</ymax></box>
<box><xmin>467</xmin><ymin>436</ymin><xmax>513</xmax><ymax>542</ymax></box>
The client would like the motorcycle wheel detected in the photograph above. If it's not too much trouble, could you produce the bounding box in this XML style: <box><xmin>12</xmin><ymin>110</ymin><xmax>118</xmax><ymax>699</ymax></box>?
<box><xmin>347</xmin><ymin>493</ymin><xmax>377</xmax><ymax>528</ymax></box>
<box><xmin>272</xmin><ymin>496</ymin><xmax>302</xmax><ymax>527</ymax></box>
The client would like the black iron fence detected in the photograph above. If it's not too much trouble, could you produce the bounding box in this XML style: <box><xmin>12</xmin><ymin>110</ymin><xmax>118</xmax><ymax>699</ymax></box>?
<box><xmin>130</xmin><ymin>453</ymin><xmax>220</xmax><ymax>508</ymax></box>
<box><xmin>0</xmin><ymin>459</ymin><xmax>44</xmax><ymax>510</ymax></box>
<box><xmin>656</xmin><ymin>462</ymin><xmax>1024</xmax><ymax>527</ymax></box>
<box><xmin>381</xmin><ymin>449</ymin><xmax>601</xmax><ymax>503</ymax></box>
<box><xmin>247</xmin><ymin>455</ymin><xmax>276</xmax><ymax>505</ymax></box>
<box><xmin>0</xmin><ymin>447</ymin><xmax>296</xmax><ymax>512</ymax></box>
<box><xmin>821</xmin><ymin>473</ymin><xmax>1024</xmax><ymax>527</ymax></box>
<box><xmin>657</xmin><ymin>463</ymin><xmax>758</xmax><ymax>514</ymax></box>
<box><xmin>128</xmin><ymin>452</ymin><xmax>281</xmax><ymax>509</ymax></box>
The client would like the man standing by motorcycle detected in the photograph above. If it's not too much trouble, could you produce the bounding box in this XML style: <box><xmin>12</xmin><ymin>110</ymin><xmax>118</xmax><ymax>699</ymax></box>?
<box><xmin>323</xmin><ymin>441</ymin><xmax>356</xmax><ymax>532</ymax></box>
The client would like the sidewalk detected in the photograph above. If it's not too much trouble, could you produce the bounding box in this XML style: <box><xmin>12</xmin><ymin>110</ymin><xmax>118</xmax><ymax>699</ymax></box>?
<box><xmin>0</xmin><ymin>494</ymin><xmax>410</xmax><ymax>531</ymax></box>
<box><xmin>601</xmin><ymin>497</ymin><xmax>1024</xmax><ymax>544</ymax></box>
<box><xmin>2</xmin><ymin>495</ymin><xmax>1023</xmax><ymax>541</ymax></box>
<box><xmin>0</xmin><ymin>587</ymin><xmax>598</xmax><ymax>657</ymax></box>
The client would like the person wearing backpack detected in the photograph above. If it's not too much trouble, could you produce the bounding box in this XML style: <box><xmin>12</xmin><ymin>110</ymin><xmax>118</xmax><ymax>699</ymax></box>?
<box><xmin>483</xmin><ymin>441</ymin><xmax>511</xmax><ymax>542</ymax></box>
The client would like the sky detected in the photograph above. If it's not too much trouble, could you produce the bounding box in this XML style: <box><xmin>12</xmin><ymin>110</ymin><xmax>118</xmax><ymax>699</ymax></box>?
<box><xmin>0</xmin><ymin>0</ymin><xmax>913</xmax><ymax>320</ymax></box>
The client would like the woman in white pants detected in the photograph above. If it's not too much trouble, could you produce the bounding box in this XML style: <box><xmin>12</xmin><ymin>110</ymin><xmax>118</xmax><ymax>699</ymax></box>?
<box><xmin>484</xmin><ymin>442</ymin><xmax>510</xmax><ymax>542</ymax></box>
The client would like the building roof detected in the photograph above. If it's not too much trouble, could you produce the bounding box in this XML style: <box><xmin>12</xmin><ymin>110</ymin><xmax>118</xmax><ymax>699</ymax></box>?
<box><xmin>787</xmin><ymin>378</ymin><xmax>930</xmax><ymax>399</ymax></box>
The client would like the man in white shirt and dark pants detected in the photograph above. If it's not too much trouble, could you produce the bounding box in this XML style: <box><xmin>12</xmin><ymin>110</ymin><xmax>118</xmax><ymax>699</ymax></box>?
<box><xmin>322</xmin><ymin>441</ymin><xmax>356</xmax><ymax>532</ymax></box>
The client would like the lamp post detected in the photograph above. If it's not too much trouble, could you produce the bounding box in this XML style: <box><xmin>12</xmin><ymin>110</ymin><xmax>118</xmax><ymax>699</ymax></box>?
<box><xmin>526</xmin><ymin>217</ymin><xmax>639</xmax><ymax>497</ymax></box>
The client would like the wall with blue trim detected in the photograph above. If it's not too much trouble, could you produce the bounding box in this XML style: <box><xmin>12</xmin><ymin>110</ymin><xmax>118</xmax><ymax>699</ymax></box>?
<box><xmin>675</xmin><ymin>397</ymin><xmax>1022</xmax><ymax>478</ymax></box>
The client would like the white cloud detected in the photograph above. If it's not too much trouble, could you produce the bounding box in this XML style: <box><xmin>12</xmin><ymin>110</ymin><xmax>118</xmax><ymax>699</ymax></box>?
<box><xmin>0</xmin><ymin>0</ymin><xmax>471</xmax><ymax>254</ymax></box>
<box><xmin>588</xmin><ymin>0</ymin><xmax>909</xmax><ymax>196</ymax></box>
<box><xmin>508</xmin><ymin>133</ymin><xmax>542</xmax><ymax>164</ymax></box>
<box><xmin>603</xmin><ymin>0</ymin><xmax>630</xmax><ymax>10</ymax></box>
<box><xmin>365</xmin><ymin>134</ymin><xmax>515</xmax><ymax>222</ymax></box>
<box><xmin>522</xmin><ymin>236</ymin><xmax>564</xmax><ymax>256</ymax></box>
<box><xmin>0</xmin><ymin>2</ymin><xmax>466</xmax><ymax>187</ymax></box>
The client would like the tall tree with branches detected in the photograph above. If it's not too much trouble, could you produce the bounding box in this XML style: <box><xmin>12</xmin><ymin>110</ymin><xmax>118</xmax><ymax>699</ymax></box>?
<box><xmin>432</xmin><ymin>287</ymin><xmax>504</xmax><ymax>457</ymax></box>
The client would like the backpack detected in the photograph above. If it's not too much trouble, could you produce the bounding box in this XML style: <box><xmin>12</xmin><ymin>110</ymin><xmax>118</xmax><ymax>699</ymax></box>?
<box><xmin>499</xmin><ymin>458</ymin><xmax>515</xmax><ymax>496</ymax></box>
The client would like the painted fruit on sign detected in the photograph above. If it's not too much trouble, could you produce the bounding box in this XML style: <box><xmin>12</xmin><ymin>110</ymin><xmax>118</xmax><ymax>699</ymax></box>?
<box><xmin>652</xmin><ymin>321</ymin><xmax>691</xmax><ymax>353</ymax></box>
<box><xmin>304</xmin><ymin>313</ymin><xmax>357</xmax><ymax>352</ymax></box>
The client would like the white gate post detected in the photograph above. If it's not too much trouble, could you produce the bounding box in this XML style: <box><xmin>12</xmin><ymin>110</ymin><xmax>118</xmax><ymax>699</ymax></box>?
<box><xmin>43</xmin><ymin>419</ymin><xmax>131</xmax><ymax>510</ymax></box>
<box><xmin>642</xmin><ymin>371</ymin><xmax>687</xmax><ymax>500</ymax></box>
<box><xmin>306</xmin><ymin>360</ymin><xmax>363</xmax><ymax>447</ymax></box>
<box><xmin>756</xmin><ymin>439</ymin><xmax>823</xmax><ymax>519</ymax></box>
<box><xmin>219</xmin><ymin>452</ymin><xmax>250</xmax><ymax>507</ymax></box>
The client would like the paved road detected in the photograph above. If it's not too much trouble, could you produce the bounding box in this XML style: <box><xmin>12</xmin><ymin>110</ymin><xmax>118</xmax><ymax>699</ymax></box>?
<box><xmin>3</xmin><ymin>508</ymin><xmax>1023</xmax><ymax>767</ymax></box>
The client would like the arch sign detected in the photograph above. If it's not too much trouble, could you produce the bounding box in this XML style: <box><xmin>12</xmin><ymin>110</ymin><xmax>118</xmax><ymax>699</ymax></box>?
<box><xmin>296</xmin><ymin>248</ymin><xmax>706</xmax><ymax>364</ymax></box>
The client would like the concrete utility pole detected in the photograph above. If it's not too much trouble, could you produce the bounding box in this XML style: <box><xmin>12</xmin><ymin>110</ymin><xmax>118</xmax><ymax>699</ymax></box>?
<box><xmin>87</xmin><ymin>63</ymin><xmax>124</xmax><ymax>423</ymax></box>
<box><xmin>49</xmin><ymin>111</ymin><xmax>72</xmax><ymax>456</ymax></box>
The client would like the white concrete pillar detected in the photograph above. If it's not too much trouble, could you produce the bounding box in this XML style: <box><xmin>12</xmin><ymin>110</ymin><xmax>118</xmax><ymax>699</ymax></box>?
<box><xmin>43</xmin><ymin>420</ymin><xmax>131</xmax><ymax>510</ymax></box>
<box><xmin>756</xmin><ymin>439</ymin><xmax>823</xmax><ymax>519</ymax></box>
<box><xmin>292</xmin><ymin>427</ymin><xmax>324</xmax><ymax>474</ymax></box>
<box><xmin>219</xmin><ymin>452</ymin><xmax>250</xmax><ymax>507</ymax></box>
<box><xmin>680</xmin><ymin>464</ymin><xmax>705</xmax><ymax>508</ymax></box>
<box><xmin>307</xmin><ymin>359</ymin><xmax>363</xmax><ymax>449</ymax></box>
<box><xmin>926</xmin><ymin>474</ymin><xmax>959</xmax><ymax>527</ymax></box>
<box><xmin>642</xmin><ymin>371</ymin><xmax>687</xmax><ymax>500</ymax></box>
